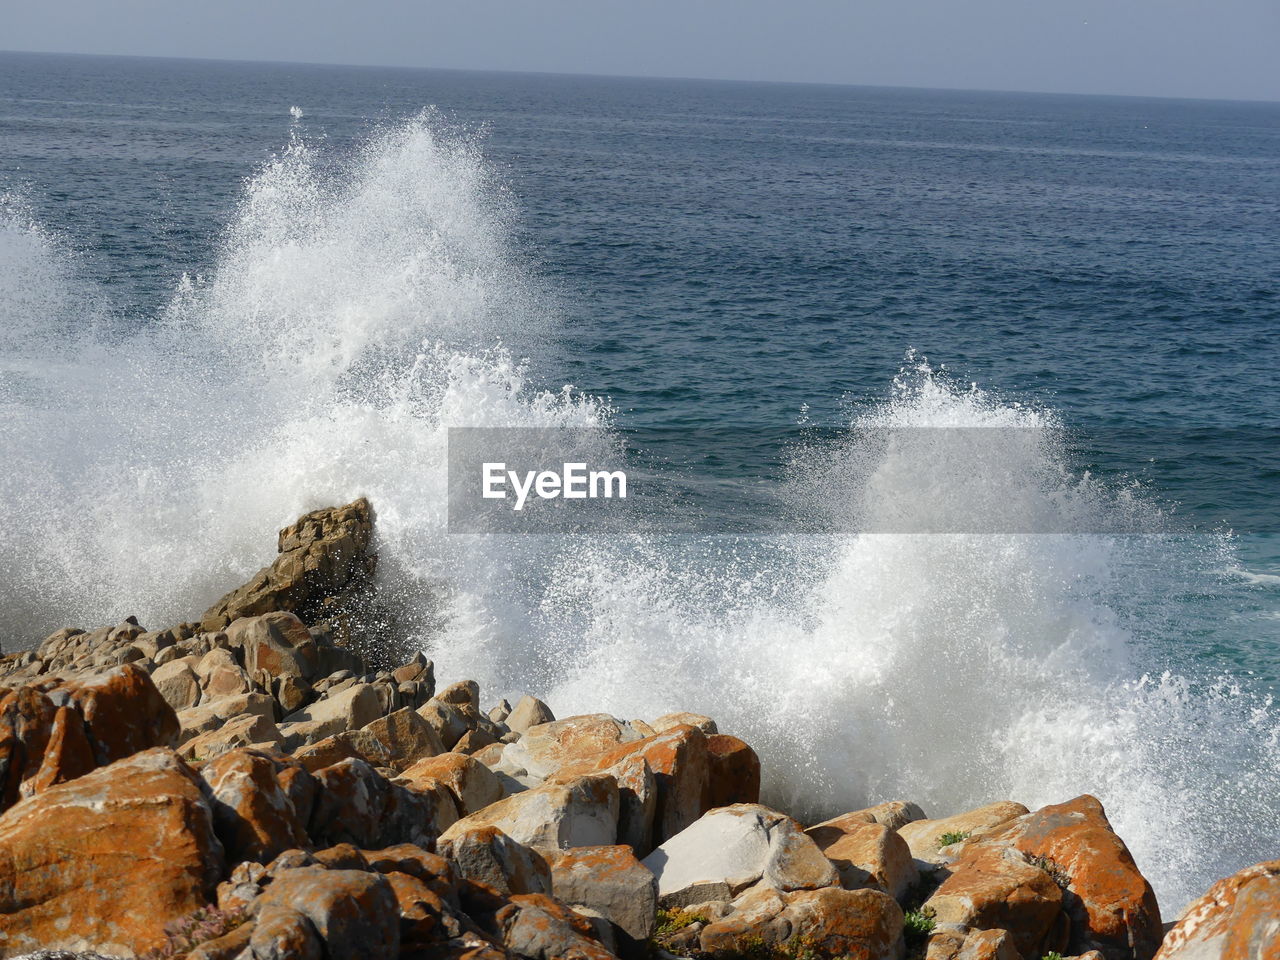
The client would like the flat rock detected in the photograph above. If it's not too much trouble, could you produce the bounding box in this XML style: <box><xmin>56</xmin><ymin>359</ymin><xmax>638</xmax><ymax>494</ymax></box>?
<box><xmin>439</xmin><ymin>772</ymin><xmax>619</xmax><ymax>850</ymax></box>
<box><xmin>641</xmin><ymin>803</ymin><xmax>838</xmax><ymax>908</ymax></box>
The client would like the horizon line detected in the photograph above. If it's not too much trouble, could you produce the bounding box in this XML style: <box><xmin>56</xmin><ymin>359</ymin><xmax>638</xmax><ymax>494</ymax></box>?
<box><xmin>3</xmin><ymin>46</ymin><xmax>1278</xmax><ymax>108</ymax></box>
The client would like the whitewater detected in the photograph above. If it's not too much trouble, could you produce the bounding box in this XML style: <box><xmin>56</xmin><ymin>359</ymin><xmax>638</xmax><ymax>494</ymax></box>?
<box><xmin>1</xmin><ymin>114</ymin><xmax>1277</xmax><ymax>913</ymax></box>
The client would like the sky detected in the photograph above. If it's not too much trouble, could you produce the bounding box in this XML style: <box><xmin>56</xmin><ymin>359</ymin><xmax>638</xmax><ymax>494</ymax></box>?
<box><xmin>4</xmin><ymin>0</ymin><xmax>1279</xmax><ymax>102</ymax></box>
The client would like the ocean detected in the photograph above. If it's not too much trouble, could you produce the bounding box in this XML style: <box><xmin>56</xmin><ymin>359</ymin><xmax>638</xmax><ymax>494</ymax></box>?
<box><xmin>1</xmin><ymin>50</ymin><xmax>1278</xmax><ymax>911</ymax></box>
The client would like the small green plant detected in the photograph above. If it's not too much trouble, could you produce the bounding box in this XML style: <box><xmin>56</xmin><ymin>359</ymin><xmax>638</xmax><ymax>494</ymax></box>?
<box><xmin>137</xmin><ymin>905</ymin><xmax>248</xmax><ymax>959</ymax></box>
<box><xmin>938</xmin><ymin>830</ymin><xmax>971</xmax><ymax>847</ymax></box>
<box><xmin>1041</xmin><ymin>952</ymin><xmax>1066</xmax><ymax>960</ymax></box>
<box><xmin>1025</xmin><ymin>853</ymin><xmax>1071</xmax><ymax>889</ymax></box>
<box><xmin>903</xmin><ymin>907</ymin><xmax>936</xmax><ymax>947</ymax></box>
<box><xmin>656</xmin><ymin>907</ymin><xmax>711</xmax><ymax>936</ymax></box>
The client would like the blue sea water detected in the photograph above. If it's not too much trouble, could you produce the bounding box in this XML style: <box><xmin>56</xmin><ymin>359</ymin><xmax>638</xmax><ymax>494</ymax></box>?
<box><xmin>2</xmin><ymin>51</ymin><xmax>1278</xmax><ymax>909</ymax></box>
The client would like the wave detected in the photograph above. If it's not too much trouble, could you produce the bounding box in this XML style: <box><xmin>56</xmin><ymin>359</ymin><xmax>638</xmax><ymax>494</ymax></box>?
<box><xmin>1</xmin><ymin>114</ymin><xmax>1277</xmax><ymax>913</ymax></box>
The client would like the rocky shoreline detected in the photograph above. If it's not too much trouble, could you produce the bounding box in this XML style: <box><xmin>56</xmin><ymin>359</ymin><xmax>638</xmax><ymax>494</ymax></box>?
<box><xmin>0</xmin><ymin>500</ymin><xmax>1274</xmax><ymax>960</ymax></box>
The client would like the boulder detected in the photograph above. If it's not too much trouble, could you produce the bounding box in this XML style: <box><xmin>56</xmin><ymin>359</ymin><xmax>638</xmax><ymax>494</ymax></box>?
<box><xmin>195</xmin><ymin>647</ymin><xmax>254</xmax><ymax>699</ymax></box>
<box><xmin>0</xmin><ymin>748</ymin><xmax>224</xmax><ymax>956</ymax></box>
<box><xmin>177</xmin><ymin>693</ymin><xmax>277</xmax><ymax>743</ymax></box>
<box><xmin>401</xmin><ymin>752</ymin><xmax>504</xmax><ymax>816</ymax></box>
<box><xmin>309</xmin><ymin>758</ymin><xmax>458</xmax><ymax>850</ymax></box>
<box><xmin>544</xmin><ymin>845</ymin><xmax>658</xmax><ymax>951</ymax></box>
<box><xmin>924</xmin><ymin>843</ymin><xmax>1065</xmax><ymax>960</ymax></box>
<box><xmin>555</xmin><ymin>723</ymin><xmax>712</xmax><ymax>851</ymax></box>
<box><xmin>20</xmin><ymin>704</ymin><xmax>96</xmax><ymax>797</ymax></box>
<box><xmin>0</xmin><ymin>665</ymin><xmax>179</xmax><ymax>812</ymax></box>
<box><xmin>437</xmin><ymin>680</ymin><xmax>479</xmax><ymax>709</ymax></box>
<box><xmin>653</xmin><ymin>712</ymin><xmax>717</xmax><ymax>735</ymax></box>
<box><xmin>291</xmin><ymin>729</ymin><xmax>395</xmax><ymax>772</ymax></box>
<box><xmin>455</xmin><ymin>728</ymin><xmax>498</xmax><ymax>755</ymax></box>
<box><xmin>56</xmin><ymin>663</ymin><xmax>180</xmax><ymax>766</ymax></box>
<box><xmin>151</xmin><ymin>658</ymin><xmax>203</xmax><ymax>711</ymax></box>
<box><xmin>505</xmin><ymin>695</ymin><xmax>555</xmax><ymax>734</ymax></box>
<box><xmin>838</xmin><ymin>800</ymin><xmax>927</xmax><ymax>832</ymax></box>
<box><xmin>281</xmin><ymin>683</ymin><xmax>382</xmax><ymax>745</ymax></box>
<box><xmin>249</xmin><ymin>866</ymin><xmax>399</xmax><ymax>960</ymax></box>
<box><xmin>203</xmin><ymin>748</ymin><xmax>312</xmax><ymax>864</ymax></box>
<box><xmin>179</xmin><ymin>712</ymin><xmax>283</xmax><ymax>762</ymax></box>
<box><xmin>362</xmin><ymin>707</ymin><xmax>445</xmax><ymax>768</ymax></box>
<box><xmin>806</xmin><ymin>814</ymin><xmax>918</xmax><ymax>901</ymax></box>
<box><xmin>981</xmin><ymin>795</ymin><xmax>1162</xmax><ymax>960</ymax></box>
<box><xmin>641</xmin><ymin>803</ymin><xmax>838</xmax><ymax>908</ymax></box>
<box><xmin>698</xmin><ymin>885</ymin><xmax>905</xmax><ymax>960</ymax></box>
<box><xmin>274</xmin><ymin>675</ymin><xmax>314</xmax><ymax>714</ymax></box>
<box><xmin>416</xmin><ymin>699</ymin><xmax>471</xmax><ymax>751</ymax></box>
<box><xmin>494</xmin><ymin>893</ymin><xmax>617</xmax><ymax>960</ymax></box>
<box><xmin>199</xmin><ymin>498</ymin><xmax>377</xmax><ymax>634</ymax></box>
<box><xmin>439</xmin><ymin>773</ymin><xmax>619</xmax><ymax>850</ymax></box>
<box><xmin>437</xmin><ymin>825</ymin><xmax>553</xmax><ymax>896</ymax></box>
<box><xmin>1155</xmin><ymin>858</ymin><xmax>1279</xmax><ymax>960</ymax></box>
<box><xmin>225</xmin><ymin>612</ymin><xmax>320</xmax><ymax>682</ymax></box>
<box><xmin>500</xmin><ymin>714</ymin><xmax>645</xmax><ymax>780</ymax></box>
<box><xmin>898</xmin><ymin>800</ymin><xmax>1029</xmax><ymax>866</ymax></box>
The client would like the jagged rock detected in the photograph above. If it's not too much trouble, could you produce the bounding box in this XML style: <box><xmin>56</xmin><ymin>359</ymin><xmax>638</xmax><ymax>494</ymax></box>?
<box><xmin>898</xmin><ymin>800</ymin><xmax>1030</xmax><ymax>866</ymax></box>
<box><xmin>505</xmin><ymin>695</ymin><xmax>555</xmax><ymax>734</ymax></box>
<box><xmin>0</xmin><ymin>748</ymin><xmax>224</xmax><ymax>956</ymax></box>
<box><xmin>203</xmin><ymin>748</ymin><xmax>313</xmax><ymax>864</ymax></box>
<box><xmin>225</xmin><ymin>612</ymin><xmax>321</xmax><ymax>682</ymax></box>
<box><xmin>177</xmin><ymin>692</ymin><xmax>277</xmax><ymax>744</ymax></box>
<box><xmin>151</xmin><ymin>658</ymin><xmax>202</xmax><ymax>711</ymax></box>
<box><xmin>200</xmin><ymin>498</ymin><xmax>377</xmax><ymax>635</ymax></box>
<box><xmin>292</xmin><ymin>729</ymin><xmax>395</xmax><ymax>772</ymax></box>
<box><xmin>642</xmin><ymin>803</ymin><xmax>839</xmax><ymax>908</ymax></box>
<box><xmin>57</xmin><ymin>662</ymin><xmax>180</xmax><ymax>765</ymax></box>
<box><xmin>439</xmin><ymin>773</ymin><xmax>620</xmax><ymax>850</ymax></box>
<box><xmin>0</xmin><ymin>664</ymin><xmax>178</xmax><ymax>812</ymax></box>
<box><xmin>309</xmin><ymin>758</ymin><xmax>458</xmax><ymax>850</ymax></box>
<box><xmin>979</xmin><ymin>795</ymin><xmax>1162</xmax><ymax>960</ymax></box>
<box><xmin>555</xmin><ymin>723</ymin><xmax>713</xmax><ymax>851</ymax></box>
<box><xmin>492</xmin><ymin>893</ymin><xmax>618</xmax><ymax>960</ymax></box>
<box><xmin>358</xmin><ymin>707</ymin><xmax>445</xmax><ymax>768</ymax></box>
<box><xmin>400</xmin><ymin>752</ymin><xmax>505</xmax><ymax>815</ymax></box>
<box><xmin>280</xmin><ymin>682</ymin><xmax>382</xmax><ymax>746</ymax></box>
<box><xmin>924</xmin><ymin>842</ymin><xmax>1065</xmax><ymax>960</ymax></box>
<box><xmin>437</xmin><ymin>680</ymin><xmax>479</xmax><ymax>709</ymax></box>
<box><xmin>543</xmin><ymin>844</ymin><xmax>658</xmax><ymax>953</ymax></box>
<box><xmin>417</xmin><ymin>698</ymin><xmax>471</xmax><ymax>751</ymax></box>
<box><xmin>438</xmin><ymin>825</ymin><xmax>553</xmax><ymax>896</ymax></box>
<box><xmin>180</xmin><ymin>712</ymin><xmax>284</xmax><ymax>761</ymax></box>
<box><xmin>653</xmin><ymin>712</ymin><xmax>717</xmax><ymax>735</ymax></box>
<box><xmin>698</xmin><ymin>885</ymin><xmax>905</xmax><ymax>960</ymax></box>
<box><xmin>274</xmin><ymin>674</ymin><xmax>314</xmax><ymax>713</ymax></box>
<box><xmin>455</xmin><ymin>729</ymin><xmax>498</xmax><ymax>755</ymax></box>
<box><xmin>391</xmin><ymin>653</ymin><xmax>432</xmax><ymax>686</ymax></box>
<box><xmin>1155</xmin><ymin>858</ymin><xmax>1279</xmax><ymax>960</ymax></box>
<box><xmin>806</xmin><ymin>813</ymin><xmax>918</xmax><ymax>900</ymax></box>
<box><xmin>249</xmin><ymin>866</ymin><xmax>399</xmax><ymax>960</ymax></box>
<box><xmin>195</xmin><ymin>647</ymin><xmax>254</xmax><ymax>700</ymax></box>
